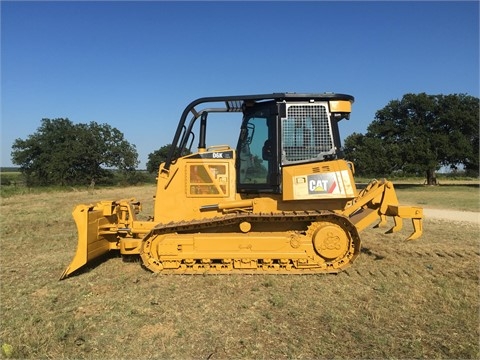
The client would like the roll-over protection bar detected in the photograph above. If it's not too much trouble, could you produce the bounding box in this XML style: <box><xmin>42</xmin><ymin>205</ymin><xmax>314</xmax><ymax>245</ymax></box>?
<box><xmin>163</xmin><ymin>93</ymin><xmax>354</xmax><ymax>171</ymax></box>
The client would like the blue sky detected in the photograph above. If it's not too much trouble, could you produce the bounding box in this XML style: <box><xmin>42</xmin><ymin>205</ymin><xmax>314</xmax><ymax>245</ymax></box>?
<box><xmin>2</xmin><ymin>1</ymin><xmax>479</xmax><ymax>168</ymax></box>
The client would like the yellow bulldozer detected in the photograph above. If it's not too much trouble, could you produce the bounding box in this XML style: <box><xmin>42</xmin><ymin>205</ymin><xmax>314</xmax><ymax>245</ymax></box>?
<box><xmin>61</xmin><ymin>93</ymin><xmax>423</xmax><ymax>279</ymax></box>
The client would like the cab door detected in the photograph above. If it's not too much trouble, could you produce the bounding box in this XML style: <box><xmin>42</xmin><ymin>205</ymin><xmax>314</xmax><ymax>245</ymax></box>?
<box><xmin>236</xmin><ymin>101</ymin><xmax>280</xmax><ymax>193</ymax></box>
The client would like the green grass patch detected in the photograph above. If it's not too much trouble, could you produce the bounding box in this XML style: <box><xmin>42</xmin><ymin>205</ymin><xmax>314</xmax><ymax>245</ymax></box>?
<box><xmin>395</xmin><ymin>184</ymin><xmax>479</xmax><ymax>212</ymax></box>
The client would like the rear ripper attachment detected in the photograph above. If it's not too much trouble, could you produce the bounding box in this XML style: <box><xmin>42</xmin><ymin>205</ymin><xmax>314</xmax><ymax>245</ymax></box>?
<box><xmin>345</xmin><ymin>179</ymin><xmax>423</xmax><ymax>241</ymax></box>
<box><xmin>60</xmin><ymin>92</ymin><xmax>423</xmax><ymax>279</ymax></box>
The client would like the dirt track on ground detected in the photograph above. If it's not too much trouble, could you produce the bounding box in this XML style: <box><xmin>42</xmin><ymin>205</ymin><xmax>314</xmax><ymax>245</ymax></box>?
<box><xmin>424</xmin><ymin>208</ymin><xmax>479</xmax><ymax>224</ymax></box>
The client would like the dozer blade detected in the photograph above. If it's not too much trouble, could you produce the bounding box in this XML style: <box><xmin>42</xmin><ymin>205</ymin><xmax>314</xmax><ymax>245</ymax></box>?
<box><xmin>60</xmin><ymin>204</ymin><xmax>113</xmax><ymax>280</ymax></box>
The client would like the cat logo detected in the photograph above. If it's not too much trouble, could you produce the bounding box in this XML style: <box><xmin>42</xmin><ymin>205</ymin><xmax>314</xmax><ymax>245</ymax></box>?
<box><xmin>309</xmin><ymin>179</ymin><xmax>329</xmax><ymax>192</ymax></box>
<box><xmin>307</xmin><ymin>175</ymin><xmax>338</xmax><ymax>194</ymax></box>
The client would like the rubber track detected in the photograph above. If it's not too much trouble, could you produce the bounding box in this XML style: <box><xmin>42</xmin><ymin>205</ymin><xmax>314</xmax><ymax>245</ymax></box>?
<box><xmin>140</xmin><ymin>210</ymin><xmax>361</xmax><ymax>274</ymax></box>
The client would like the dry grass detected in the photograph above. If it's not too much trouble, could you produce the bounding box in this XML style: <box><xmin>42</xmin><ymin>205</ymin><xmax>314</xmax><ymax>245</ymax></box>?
<box><xmin>1</xmin><ymin>185</ymin><xmax>479</xmax><ymax>359</ymax></box>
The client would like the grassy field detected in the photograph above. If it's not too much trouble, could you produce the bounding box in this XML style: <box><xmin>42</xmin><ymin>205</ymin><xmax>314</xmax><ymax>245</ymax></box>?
<box><xmin>0</xmin><ymin>184</ymin><xmax>479</xmax><ymax>359</ymax></box>
<box><xmin>395</xmin><ymin>184</ymin><xmax>479</xmax><ymax>212</ymax></box>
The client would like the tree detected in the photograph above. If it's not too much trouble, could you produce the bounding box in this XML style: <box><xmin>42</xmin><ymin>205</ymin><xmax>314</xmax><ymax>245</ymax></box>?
<box><xmin>343</xmin><ymin>133</ymin><xmax>403</xmax><ymax>177</ymax></box>
<box><xmin>344</xmin><ymin>93</ymin><xmax>479</xmax><ymax>184</ymax></box>
<box><xmin>146</xmin><ymin>144</ymin><xmax>191</xmax><ymax>173</ymax></box>
<box><xmin>11</xmin><ymin>118</ymin><xmax>139</xmax><ymax>186</ymax></box>
<box><xmin>146</xmin><ymin>144</ymin><xmax>172</xmax><ymax>173</ymax></box>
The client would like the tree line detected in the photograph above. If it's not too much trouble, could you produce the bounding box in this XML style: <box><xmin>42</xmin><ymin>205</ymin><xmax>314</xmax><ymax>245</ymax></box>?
<box><xmin>10</xmin><ymin>93</ymin><xmax>478</xmax><ymax>187</ymax></box>
<box><xmin>343</xmin><ymin>93</ymin><xmax>478</xmax><ymax>184</ymax></box>
<box><xmin>11</xmin><ymin>119</ymin><xmax>139</xmax><ymax>186</ymax></box>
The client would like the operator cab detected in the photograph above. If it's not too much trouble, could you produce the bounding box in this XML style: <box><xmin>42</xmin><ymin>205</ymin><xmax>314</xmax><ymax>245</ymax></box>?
<box><xmin>163</xmin><ymin>93</ymin><xmax>353</xmax><ymax>195</ymax></box>
<box><xmin>236</xmin><ymin>96</ymin><xmax>351</xmax><ymax>194</ymax></box>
